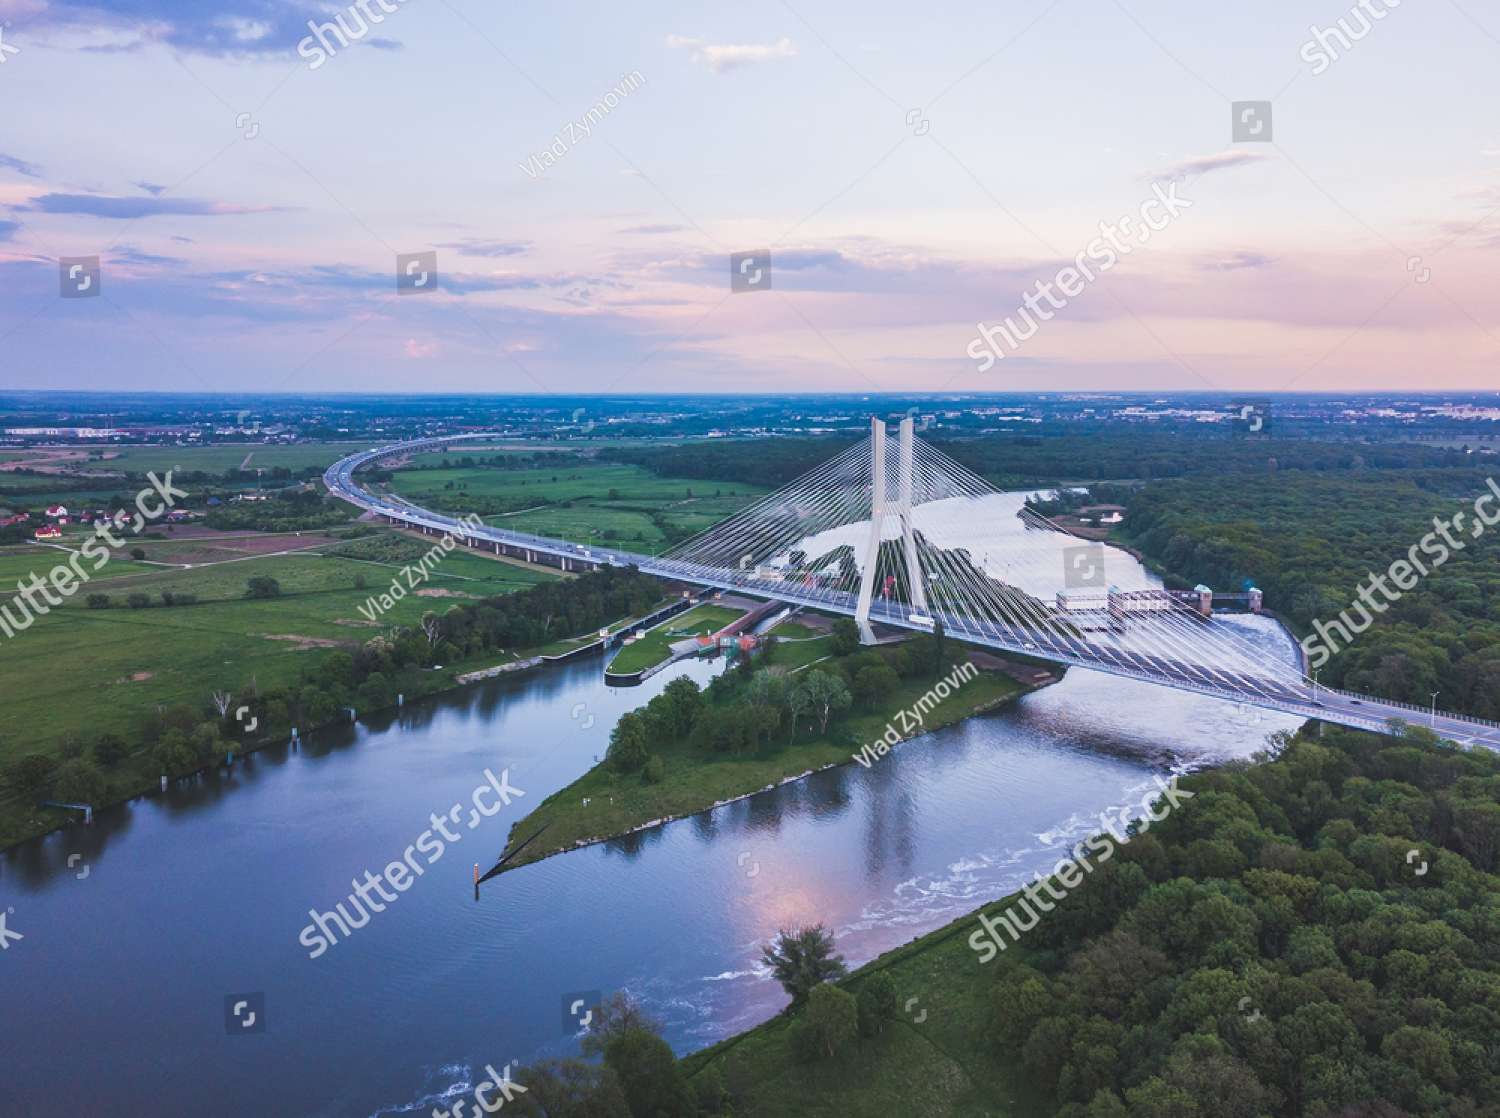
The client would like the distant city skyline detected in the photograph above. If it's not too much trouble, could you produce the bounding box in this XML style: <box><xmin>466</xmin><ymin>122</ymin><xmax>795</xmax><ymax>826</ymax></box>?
<box><xmin>1</xmin><ymin>0</ymin><xmax>1497</xmax><ymax>393</ymax></box>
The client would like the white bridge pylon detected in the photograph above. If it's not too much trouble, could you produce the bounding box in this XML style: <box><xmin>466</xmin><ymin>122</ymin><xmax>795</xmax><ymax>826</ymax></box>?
<box><xmin>322</xmin><ymin>431</ymin><xmax>1500</xmax><ymax>750</ymax></box>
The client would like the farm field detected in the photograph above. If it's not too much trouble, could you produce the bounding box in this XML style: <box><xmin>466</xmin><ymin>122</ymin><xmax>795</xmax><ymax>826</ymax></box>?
<box><xmin>0</xmin><ymin>535</ymin><xmax>557</xmax><ymax>761</ymax></box>
<box><xmin>385</xmin><ymin>460</ymin><xmax>764</xmax><ymax>552</ymax></box>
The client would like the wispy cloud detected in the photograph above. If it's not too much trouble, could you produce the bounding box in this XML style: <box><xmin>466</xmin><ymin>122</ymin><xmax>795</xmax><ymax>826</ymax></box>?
<box><xmin>1200</xmin><ymin>251</ymin><xmax>1274</xmax><ymax>271</ymax></box>
<box><xmin>619</xmin><ymin>223</ymin><xmax>687</xmax><ymax>235</ymax></box>
<box><xmin>432</xmin><ymin>239</ymin><xmax>529</xmax><ymax>258</ymax></box>
<box><xmin>22</xmin><ymin>193</ymin><xmax>284</xmax><ymax>218</ymax></box>
<box><xmin>1153</xmin><ymin>150</ymin><xmax>1267</xmax><ymax>182</ymax></box>
<box><xmin>0</xmin><ymin>219</ymin><xmax>19</xmax><ymax>242</ymax></box>
<box><xmin>134</xmin><ymin>181</ymin><xmax>169</xmax><ymax>196</ymax></box>
<box><xmin>666</xmin><ymin>34</ymin><xmax>796</xmax><ymax>72</ymax></box>
<box><xmin>0</xmin><ymin>152</ymin><xmax>41</xmax><ymax>178</ymax></box>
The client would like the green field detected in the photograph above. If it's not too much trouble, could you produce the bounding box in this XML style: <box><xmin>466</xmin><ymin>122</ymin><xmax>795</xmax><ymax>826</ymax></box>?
<box><xmin>0</xmin><ymin>535</ymin><xmax>555</xmax><ymax>760</ymax></box>
<box><xmin>606</xmin><ymin>603</ymin><xmax>745</xmax><ymax>675</ymax></box>
<box><xmin>501</xmin><ymin>659</ymin><xmax>1031</xmax><ymax>872</ymax></box>
<box><xmin>385</xmin><ymin>460</ymin><xmax>765</xmax><ymax>553</ymax></box>
<box><xmin>4</xmin><ymin>441</ymin><xmax>375</xmax><ymax>477</ymax></box>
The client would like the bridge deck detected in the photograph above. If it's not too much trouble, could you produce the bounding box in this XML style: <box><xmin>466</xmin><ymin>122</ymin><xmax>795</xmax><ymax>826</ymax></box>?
<box><xmin>324</xmin><ymin>437</ymin><xmax>1500</xmax><ymax>752</ymax></box>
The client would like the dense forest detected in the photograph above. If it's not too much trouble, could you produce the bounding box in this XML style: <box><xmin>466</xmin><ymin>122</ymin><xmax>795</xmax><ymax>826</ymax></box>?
<box><xmin>984</xmin><ymin>723</ymin><xmax>1500</xmax><ymax>1117</ymax></box>
<box><xmin>605</xmin><ymin>434</ymin><xmax>1472</xmax><ymax>492</ymax></box>
<box><xmin>1118</xmin><ymin>468</ymin><xmax>1500</xmax><ymax>718</ymax></box>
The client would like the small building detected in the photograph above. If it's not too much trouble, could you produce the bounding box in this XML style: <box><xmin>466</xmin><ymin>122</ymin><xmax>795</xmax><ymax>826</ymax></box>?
<box><xmin>44</xmin><ymin>504</ymin><xmax>68</xmax><ymax>520</ymax></box>
<box><xmin>34</xmin><ymin>525</ymin><xmax>62</xmax><ymax>539</ymax></box>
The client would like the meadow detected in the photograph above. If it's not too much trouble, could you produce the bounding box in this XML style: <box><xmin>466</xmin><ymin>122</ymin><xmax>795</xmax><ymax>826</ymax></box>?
<box><xmin>0</xmin><ymin>537</ymin><xmax>555</xmax><ymax>761</ymax></box>
<box><xmin>386</xmin><ymin>460</ymin><xmax>765</xmax><ymax>553</ymax></box>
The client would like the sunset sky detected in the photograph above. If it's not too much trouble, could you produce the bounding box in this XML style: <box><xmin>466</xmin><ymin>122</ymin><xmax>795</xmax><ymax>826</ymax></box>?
<box><xmin>2</xmin><ymin>0</ymin><xmax>1497</xmax><ymax>394</ymax></box>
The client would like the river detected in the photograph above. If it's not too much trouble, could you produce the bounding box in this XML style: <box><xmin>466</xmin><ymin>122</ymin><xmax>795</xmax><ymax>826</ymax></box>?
<box><xmin>2</xmin><ymin>554</ymin><xmax>1305</xmax><ymax>1117</ymax></box>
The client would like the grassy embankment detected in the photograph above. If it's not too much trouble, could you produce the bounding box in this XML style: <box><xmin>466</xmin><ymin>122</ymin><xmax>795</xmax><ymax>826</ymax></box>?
<box><xmin>605</xmin><ymin>603</ymin><xmax>746</xmax><ymax>675</ymax></box>
<box><xmin>499</xmin><ymin>647</ymin><xmax>1036</xmax><ymax>872</ymax></box>
<box><xmin>681</xmin><ymin>907</ymin><xmax>1050</xmax><ymax>1118</ymax></box>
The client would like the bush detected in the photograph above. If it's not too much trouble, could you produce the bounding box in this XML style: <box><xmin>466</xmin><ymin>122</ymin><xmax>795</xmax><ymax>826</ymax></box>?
<box><xmin>642</xmin><ymin>754</ymin><xmax>665</xmax><ymax>784</ymax></box>
<box><xmin>5</xmin><ymin>754</ymin><xmax>58</xmax><ymax>799</ymax></box>
<box><xmin>130</xmin><ymin>547</ymin><xmax>145</xmax><ymax>560</ymax></box>
<box><xmin>93</xmin><ymin>733</ymin><xmax>130</xmax><ymax>767</ymax></box>
<box><xmin>805</xmin><ymin>983</ymin><xmax>858</xmax><ymax>1060</ymax></box>
<box><xmin>126</xmin><ymin>593</ymin><xmax>152</xmax><ymax>609</ymax></box>
<box><xmin>857</xmin><ymin>972</ymin><xmax>898</xmax><ymax>1037</ymax></box>
<box><xmin>86</xmin><ymin>593</ymin><xmax>111</xmax><ymax>609</ymax></box>
<box><xmin>52</xmin><ymin>759</ymin><xmax>107</xmax><ymax>804</ymax></box>
<box><xmin>244</xmin><ymin>576</ymin><xmax>281</xmax><ymax>599</ymax></box>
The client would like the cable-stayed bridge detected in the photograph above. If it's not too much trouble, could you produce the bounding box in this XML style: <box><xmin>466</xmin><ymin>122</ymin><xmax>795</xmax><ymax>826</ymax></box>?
<box><xmin>324</xmin><ymin>423</ymin><xmax>1500</xmax><ymax>751</ymax></box>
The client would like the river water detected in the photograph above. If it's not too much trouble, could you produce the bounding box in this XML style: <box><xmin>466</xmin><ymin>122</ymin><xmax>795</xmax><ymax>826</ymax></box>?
<box><xmin>2</xmin><ymin>549</ymin><xmax>1304</xmax><ymax>1117</ymax></box>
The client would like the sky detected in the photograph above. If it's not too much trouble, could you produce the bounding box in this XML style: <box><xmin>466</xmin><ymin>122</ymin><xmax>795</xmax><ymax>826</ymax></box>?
<box><xmin>0</xmin><ymin>0</ymin><xmax>1497</xmax><ymax>395</ymax></box>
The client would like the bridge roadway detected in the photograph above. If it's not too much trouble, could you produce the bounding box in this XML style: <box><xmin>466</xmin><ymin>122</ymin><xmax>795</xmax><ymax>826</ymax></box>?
<box><xmin>325</xmin><ymin>437</ymin><xmax>1500</xmax><ymax>751</ymax></box>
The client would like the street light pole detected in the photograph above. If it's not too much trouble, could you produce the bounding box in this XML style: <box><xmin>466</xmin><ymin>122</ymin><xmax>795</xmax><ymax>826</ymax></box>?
<box><xmin>1311</xmin><ymin>669</ymin><xmax>1320</xmax><ymax>700</ymax></box>
<box><xmin>1431</xmin><ymin>691</ymin><xmax>1440</xmax><ymax>727</ymax></box>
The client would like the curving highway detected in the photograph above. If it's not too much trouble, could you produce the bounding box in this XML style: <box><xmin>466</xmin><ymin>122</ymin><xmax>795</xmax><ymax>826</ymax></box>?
<box><xmin>325</xmin><ymin>436</ymin><xmax>1500</xmax><ymax>751</ymax></box>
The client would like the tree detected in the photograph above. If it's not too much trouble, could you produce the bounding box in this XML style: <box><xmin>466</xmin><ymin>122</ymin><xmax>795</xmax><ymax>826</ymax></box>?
<box><xmin>806</xmin><ymin>983</ymin><xmax>858</xmax><ymax>1059</ymax></box>
<box><xmin>130</xmin><ymin>547</ymin><xmax>145</xmax><ymax>560</ymax></box>
<box><xmin>53</xmin><ymin>759</ymin><xmax>106</xmax><ymax>803</ymax></box>
<box><xmin>244</xmin><ymin>576</ymin><xmax>281</xmax><ymax>599</ymax></box>
<box><xmin>86</xmin><ymin>593</ymin><xmax>110</xmax><ymax>609</ymax></box>
<box><xmin>581</xmin><ymin>993</ymin><xmax>664</xmax><ymax>1059</ymax></box>
<box><xmin>5</xmin><ymin>754</ymin><xmax>58</xmax><ymax>800</ymax></box>
<box><xmin>508</xmin><ymin>1060</ymin><xmax>630</xmax><ymax>1118</ymax></box>
<box><xmin>797</xmin><ymin>671</ymin><xmax>851</xmax><ymax>735</ymax></box>
<box><xmin>853</xmin><ymin>662</ymin><xmax>900</xmax><ymax>706</ymax></box>
<box><xmin>607</xmin><ymin>711</ymin><xmax>650</xmax><ymax>773</ymax></box>
<box><xmin>420</xmin><ymin>611</ymin><xmax>443</xmax><ymax>650</ymax></box>
<box><xmin>762</xmin><ymin>924</ymin><xmax>847</xmax><ymax>1005</ymax></box>
<box><xmin>603</xmin><ymin>1027</ymin><xmax>691</xmax><ymax>1118</ymax></box>
<box><xmin>857</xmin><ymin>972</ymin><xmax>897</xmax><ymax>1037</ymax></box>
<box><xmin>93</xmin><ymin>732</ymin><xmax>129</xmax><ymax>767</ymax></box>
<box><xmin>830</xmin><ymin>617</ymin><xmax>862</xmax><ymax>655</ymax></box>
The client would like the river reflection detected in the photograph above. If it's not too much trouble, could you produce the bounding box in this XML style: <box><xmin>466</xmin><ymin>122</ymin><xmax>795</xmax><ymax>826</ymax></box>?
<box><xmin>3</xmin><ymin>616</ymin><xmax>1299</xmax><ymax>1118</ymax></box>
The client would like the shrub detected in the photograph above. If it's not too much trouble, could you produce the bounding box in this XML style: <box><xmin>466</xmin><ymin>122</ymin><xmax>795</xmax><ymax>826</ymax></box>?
<box><xmin>93</xmin><ymin>733</ymin><xmax>130</xmax><ymax>767</ymax></box>
<box><xmin>86</xmin><ymin>593</ymin><xmax>111</xmax><ymax>609</ymax></box>
<box><xmin>5</xmin><ymin>754</ymin><xmax>59</xmax><ymax>799</ymax></box>
<box><xmin>642</xmin><ymin>754</ymin><xmax>665</xmax><ymax>784</ymax></box>
<box><xmin>53</xmin><ymin>759</ymin><xmax>107</xmax><ymax>804</ymax></box>
<box><xmin>126</xmin><ymin>593</ymin><xmax>152</xmax><ymax>609</ymax></box>
<box><xmin>130</xmin><ymin>547</ymin><xmax>145</xmax><ymax>560</ymax></box>
<box><xmin>805</xmin><ymin>983</ymin><xmax>858</xmax><ymax>1060</ymax></box>
<box><xmin>857</xmin><ymin>972</ymin><xmax>898</xmax><ymax>1037</ymax></box>
<box><xmin>244</xmin><ymin>576</ymin><xmax>281</xmax><ymax>599</ymax></box>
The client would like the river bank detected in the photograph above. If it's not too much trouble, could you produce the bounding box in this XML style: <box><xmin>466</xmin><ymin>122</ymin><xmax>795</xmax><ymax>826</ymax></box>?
<box><xmin>0</xmin><ymin>594</ymin><xmax>684</xmax><ymax>852</ymax></box>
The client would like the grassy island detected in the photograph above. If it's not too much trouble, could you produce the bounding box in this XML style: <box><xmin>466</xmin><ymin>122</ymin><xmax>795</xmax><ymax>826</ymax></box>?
<box><xmin>499</xmin><ymin>619</ymin><xmax>1051</xmax><ymax>872</ymax></box>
